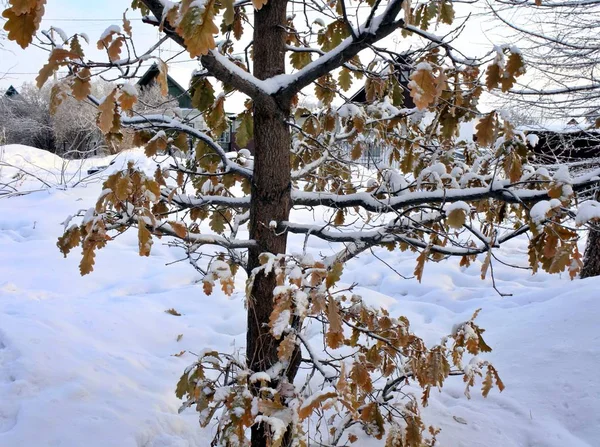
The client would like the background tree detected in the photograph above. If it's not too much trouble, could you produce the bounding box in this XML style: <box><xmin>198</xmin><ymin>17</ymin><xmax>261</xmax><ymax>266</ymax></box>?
<box><xmin>4</xmin><ymin>0</ymin><xmax>600</xmax><ymax>445</ymax></box>
<box><xmin>135</xmin><ymin>82</ymin><xmax>180</xmax><ymax>115</ymax></box>
<box><xmin>0</xmin><ymin>83</ymin><xmax>56</xmax><ymax>151</ymax></box>
<box><xmin>51</xmin><ymin>80</ymin><xmax>111</xmax><ymax>157</ymax></box>
<box><xmin>0</xmin><ymin>81</ymin><xmax>110</xmax><ymax>157</ymax></box>
<box><xmin>487</xmin><ymin>0</ymin><xmax>600</xmax><ymax>122</ymax></box>
<box><xmin>487</xmin><ymin>0</ymin><xmax>600</xmax><ymax>278</ymax></box>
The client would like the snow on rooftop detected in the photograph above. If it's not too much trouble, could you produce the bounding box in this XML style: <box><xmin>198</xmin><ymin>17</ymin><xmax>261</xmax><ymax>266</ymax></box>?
<box><xmin>518</xmin><ymin>121</ymin><xmax>599</xmax><ymax>134</ymax></box>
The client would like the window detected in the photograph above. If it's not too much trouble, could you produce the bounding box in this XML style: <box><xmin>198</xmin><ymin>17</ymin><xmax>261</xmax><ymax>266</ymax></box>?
<box><xmin>217</xmin><ymin>128</ymin><xmax>231</xmax><ymax>150</ymax></box>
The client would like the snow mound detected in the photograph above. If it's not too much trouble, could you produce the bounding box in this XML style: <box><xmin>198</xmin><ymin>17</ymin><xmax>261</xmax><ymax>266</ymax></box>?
<box><xmin>1</xmin><ymin>144</ymin><xmax>65</xmax><ymax>170</ymax></box>
<box><xmin>0</xmin><ymin>145</ymin><xmax>158</xmax><ymax>192</ymax></box>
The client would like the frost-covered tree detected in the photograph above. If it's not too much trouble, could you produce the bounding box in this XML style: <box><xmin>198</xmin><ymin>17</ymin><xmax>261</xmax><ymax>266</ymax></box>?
<box><xmin>0</xmin><ymin>83</ymin><xmax>56</xmax><ymax>151</ymax></box>
<box><xmin>51</xmin><ymin>82</ymin><xmax>108</xmax><ymax>157</ymax></box>
<box><xmin>486</xmin><ymin>0</ymin><xmax>600</xmax><ymax>278</ymax></box>
<box><xmin>5</xmin><ymin>0</ymin><xmax>600</xmax><ymax>445</ymax></box>
<box><xmin>0</xmin><ymin>82</ymin><xmax>108</xmax><ymax>157</ymax></box>
<box><xmin>135</xmin><ymin>82</ymin><xmax>180</xmax><ymax>114</ymax></box>
<box><xmin>487</xmin><ymin>0</ymin><xmax>600</xmax><ymax>122</ymax></box>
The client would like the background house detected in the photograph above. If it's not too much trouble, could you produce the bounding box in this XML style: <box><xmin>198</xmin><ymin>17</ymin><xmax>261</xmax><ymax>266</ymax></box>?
<box><xmin>522</xmin><ymin>121</ymin><xmax>600</xmax><ymax>163</ymax></box>
<box><xmin>349</xmin><ymin>54</ymin><xmax>414</xmax><ymax>107</ymax></box>
<box><xmin>4</xmin><ymin>86</ymin><xmax>19</xmax><ymax>98</ymax></box>
<box><xmin>136</xmin><ymin>64</ymin><xmax>253</xmax><ymax>153</ymax></box>
<box><xmin>341</xmin><ymin>54</ymin><xmax>415</xmax><ymax>168</ymax></box>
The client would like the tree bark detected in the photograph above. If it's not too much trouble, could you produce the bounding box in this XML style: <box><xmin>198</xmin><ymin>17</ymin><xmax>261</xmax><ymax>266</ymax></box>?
<box><xmin>247</xmin><ymin>1</ymin><xmax>298</xmax><ymax>446</ymax></box>
<box><xmin>581</xmin><ymin>190</ymin><xmax>600</xmax><ymax>278</ymax></box>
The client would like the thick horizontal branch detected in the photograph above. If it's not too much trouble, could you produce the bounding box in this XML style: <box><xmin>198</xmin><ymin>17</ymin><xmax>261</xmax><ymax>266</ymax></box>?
<box><xmin>291</xmin><ymin>217</ymin><xmax>541</xmax><ymax>267</ymax></box>
<box><xmin>165</xmin><ymin>190</ymin><xmax>251</xmax><ymax>210</ymax></box>
<box><xmin>107</xmin><ymin>215</ymin><xmax>255</xmax><ymax>249</ymax></box>
<box><xmin>156</xmin><ymin>220</ymin><xmax>256</xmax><ymax>249</ymax></box>
<box><xmin>202</xmin><ymin>51</ymin><xmax>272</xmax><ymax>100</ymax></box>
<box><xmin>281</xmin><ymin>221</ymin><xmax>489</xmax><ymax>257</ymax></box>
<box><xmin>164</xmin><ymin>168</ymin><xmax>600</xmax><ymax>218</ymax></box>
<box><xmin>291</xmin><ymin>169</ymin><xmax>600</xmax><ymax>212</ymax></box>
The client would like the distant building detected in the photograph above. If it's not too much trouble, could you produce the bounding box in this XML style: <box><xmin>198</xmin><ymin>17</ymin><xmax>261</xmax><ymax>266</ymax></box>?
<box><xmin>136</xmin><ymin>64</ymin><xmax>251</xmax><ymax>153</ymax></box>
<box><xmin>137</xmin><ymin>64</ymin><xmax>193</xmax><ymax>109</ymax></box>
<box><xmin>521</xmin><ymin>122</ymin><xmax>600</xmax><ymax>164</ymax></box>
<box><xmin>343</xmin><ymin>54</ymin><xmax>415</xmax><ymax>167</ymax></box>
<box><xmin>349</xmin><ymin>53</ymin><xmax>414</xmax><ymax>108</ymax></box>
<box><xmin>3</xmin><ymin>85</ymin><xmax>19</xmax><ymax>98</ymax></box>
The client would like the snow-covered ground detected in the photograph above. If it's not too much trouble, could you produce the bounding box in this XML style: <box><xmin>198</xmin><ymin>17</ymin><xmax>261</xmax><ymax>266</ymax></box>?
<box><xmin>0</xmin><ymin>144</ymin><xmax>598</xmax><ymax>446</ymax></box>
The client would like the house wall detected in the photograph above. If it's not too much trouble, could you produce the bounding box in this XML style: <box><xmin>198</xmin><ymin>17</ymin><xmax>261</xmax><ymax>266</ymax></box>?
<box><xmin>527</xmin><ymin>130</ymin><xmax>600</xmax><ymax>163</ymax></box>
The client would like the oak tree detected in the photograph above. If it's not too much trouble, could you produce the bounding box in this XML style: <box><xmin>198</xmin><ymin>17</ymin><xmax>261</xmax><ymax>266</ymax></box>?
<box><xmin>5</xmin><ymin>0</ymin><xmax>600</xmax><ymax>445</ymax></box>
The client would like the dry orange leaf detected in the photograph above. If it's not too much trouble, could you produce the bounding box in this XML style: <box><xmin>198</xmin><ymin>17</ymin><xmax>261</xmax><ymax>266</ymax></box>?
<box><xmin>176</xmin><ymin>0</ymin><xmax>219</xmax><ymax>57</ymax></box>
<box><xmin>71</xmin><ymin>68</ymin><xmax>92</xmax><ymax>101</ymax></box>
<box><xmin>157</xmin><ymin>60</ymin><xmax>169</xmax><ymax>96</ymax></box>
<box><xmin>122</xmin><ymin>11</ymin><xmax>132</xmax><ymax>37</ymax></box>
<box><xmin>485</xmin><ymin>63</ymin><xmax>501</xmax><ymax>91</ymax></box>
<box><xmin>107</xmin><ymin>36</ymin><xmax>124</xmax><ymax>62</ymax></box>
<box><xmin>79</xmin><ymin>242</ymin><xmax>96</xmax><ymax>276</ymax></box>
<box><xmin>3</xmin><ymin>8</ymin><xmax>37</xmax><ymax>49</ymax></box>
<box><xmin>325</xmin><ymin>297</ymin><xmax>344</xmax><ymax>349</ymax></box>
<box><xmin>9</xmin><ymin>0</ymin><xmax>40</xmax><ymax>14</ymax></box>
<box><xmin>49</xmin><ymin>83</ymin><xmax>67</xmax><ymax>115</ymax></box>
<box><xmin>409</xmin><ymin>64</ymin><xmax>438</xmax><ymax>110</ymax></box>
<box><xmin>119</xmin><ymin>90</ymin><xmax>137</xmax><ymax>111</ymax></box>
<box><xmin>298</xmin><ymin>391</ymin><xmax>337</xmax><ymax>420</ymax></box>
<box><xmin>169</xmin><ymin>221</ymin><xmax>188</xmax><ymax>239</ymax></box>
<box><xmin>447</xmin><ymin>208</ymin><xmax>466</xmax><ymax>229</ymax></box>
<box><xmin>36</xmin><ymin>48</ymin><xmax>78</xmax><ymax>88</ymax></box>
<box><xmin>97</xmin><ymin>89</ymin><xmax>117</xmax><ymax>134</ymax></box>
<box><xmin>475</xmin><ymin>111</ymin><xmax>496</xmax><ymax>147</ymax></box>
<box><xmin>138</xmin><ymin>217</ymin><xmax>153</xmax><ymax>257</ymax></box>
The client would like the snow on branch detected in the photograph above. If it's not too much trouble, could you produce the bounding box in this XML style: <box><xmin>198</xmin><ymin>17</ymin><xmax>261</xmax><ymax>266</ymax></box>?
<box><xmin>272</xmin><ymin>0</ymin><xmax>407</xmax><ymax>101</ymax></box>
<box><xmin>119</xmin><ymin>113</ymin><xmax>252</xmax><ymax>178</ymax></box>
<box><xmin>281</xmin><ymin>220</ymin><xmax>486</xmax><ymax>259</ymax></box>
<box><xmin>139</xmin><ymin>0</ymin><xmax>271</xmax><ymax>101</ymax></box>
<box><xmin>165</xmin><ymin>190</ymin><xmax>251</xmax><ymax>210</ymax></box>
<box><xmin>291</xmin><ymin>168</ymin><xmax>600</xmax><ymax>212</ymax></box>
<box><xmin>152</xmin><ymin>220</ymin><xmax>256</xmax><ymax>249</ymax></box>
<box><xmin>321</xmin><ymin>219</ymin><xmax>532</xmax><ymax>266</ymax></box>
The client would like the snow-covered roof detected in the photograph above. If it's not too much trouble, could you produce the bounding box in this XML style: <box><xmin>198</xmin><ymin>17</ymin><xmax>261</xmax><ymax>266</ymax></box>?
<box><xmin>518</xmin><ymin>122</ymin><xmax>599</xmax><ymax>134</ymax></box>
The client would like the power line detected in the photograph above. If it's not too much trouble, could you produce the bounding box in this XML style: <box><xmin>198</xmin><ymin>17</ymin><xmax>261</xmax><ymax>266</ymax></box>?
<box><xmin>2</xmin><ymin>59</ymin><xmax>200</xmax><ymax>76</ymax></box>
<box><xmin>43</xmin><ymin>18</ymin><xmax>145</xmax><ymax>21</ymax></box>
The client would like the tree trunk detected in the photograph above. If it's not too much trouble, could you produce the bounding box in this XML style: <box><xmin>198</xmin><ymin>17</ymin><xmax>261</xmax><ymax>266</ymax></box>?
<box><xmin>247</xmin><ymin>0</ymin><xmax>297</xmax><ymax>445</ymax></box>
<box><xmin>581</xmin><ymin>190</ymin><xmax>600</xmax><ymax>278</ymax></box>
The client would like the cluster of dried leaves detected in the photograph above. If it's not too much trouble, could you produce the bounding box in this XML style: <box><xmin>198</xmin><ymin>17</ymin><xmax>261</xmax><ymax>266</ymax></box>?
<box><xmin>175</xmin><ymin>254</ymin><xmax>503</xmax><ymax>446</ymax></box>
